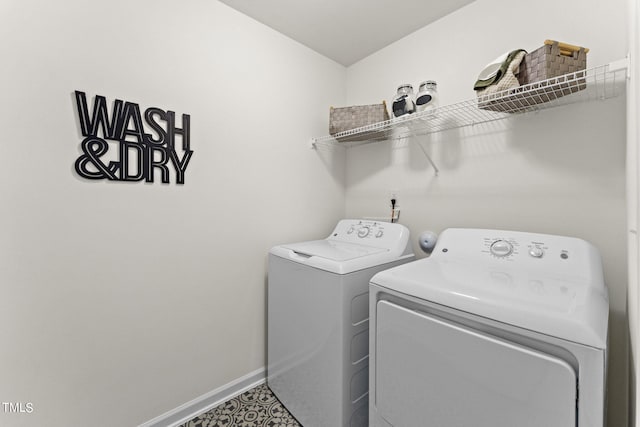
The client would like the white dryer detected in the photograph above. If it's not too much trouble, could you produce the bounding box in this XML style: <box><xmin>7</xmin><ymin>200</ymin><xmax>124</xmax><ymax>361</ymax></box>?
<box><xmin>268</xmin><ymin>219</ymin><xmax>414</xmax><ymax>427</ymax></box>
<box><xmin>369</xmin><ymin>228</ymin><xmax>609</xmax><ymax>427</ymax></box>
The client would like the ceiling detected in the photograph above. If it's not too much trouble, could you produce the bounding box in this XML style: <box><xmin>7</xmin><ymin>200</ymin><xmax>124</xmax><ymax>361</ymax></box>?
<box><xmin>218</xmin><ymin>0</ymin><xmax>476</xmax><ymax>66</ymax></box>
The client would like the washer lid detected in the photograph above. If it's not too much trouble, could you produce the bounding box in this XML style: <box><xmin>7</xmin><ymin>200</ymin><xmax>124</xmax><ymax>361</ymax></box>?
<box><xmin>269</xmin><ymin>219</ymin><xmax>414</xmax><ymax>274</ymax></box>
<box><xmin>281</xmin><ymin>240</ymin><xmax>387</xmax><ymax>261</ymax></box>
<box><xmin>271</xmin><ymin>240</ymin><xmax>398</xmax><ymax>274</ymax></box>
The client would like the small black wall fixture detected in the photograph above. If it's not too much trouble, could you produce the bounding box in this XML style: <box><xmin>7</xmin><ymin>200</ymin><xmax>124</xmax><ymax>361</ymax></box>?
<box><xmin>73</xmin><ymin>91</ymin><xmax>194</xmax><ymax>184</ymax></box>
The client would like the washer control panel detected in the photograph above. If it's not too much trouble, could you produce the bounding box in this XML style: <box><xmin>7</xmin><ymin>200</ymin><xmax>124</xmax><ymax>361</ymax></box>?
<box><xmin>345</xmin><ymin>221</ymin><xmax>386</xmax><ymax>240</ymax></box>
<box><xmin>329</xmin><ymin>219</ymin><xmax>410</xmax><ymax>250</ymax></box>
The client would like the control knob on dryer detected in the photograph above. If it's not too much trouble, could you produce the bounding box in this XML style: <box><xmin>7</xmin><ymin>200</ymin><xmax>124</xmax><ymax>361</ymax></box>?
<box><xmin>490</xmin><ymin>240</ymin><xmax>513</xmax><ymax>257</ymax></box>
<box><xmin>529</xmin><ymin>246</ymin><xmax>544</xmax><ymax>258</ymax></box>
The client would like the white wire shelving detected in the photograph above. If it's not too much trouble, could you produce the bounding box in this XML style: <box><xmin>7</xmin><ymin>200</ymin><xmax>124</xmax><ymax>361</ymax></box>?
<box><xmin>311</xmin><ymin>58</ymin><xmax>629</xmax><ymax>149</ymax></box>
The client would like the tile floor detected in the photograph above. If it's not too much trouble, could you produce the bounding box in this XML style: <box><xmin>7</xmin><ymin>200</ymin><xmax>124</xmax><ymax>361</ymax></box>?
<box><xmin>180</xmin><ymin>383</ymin><xmax>301</xmax><ymax>427</ymax></box>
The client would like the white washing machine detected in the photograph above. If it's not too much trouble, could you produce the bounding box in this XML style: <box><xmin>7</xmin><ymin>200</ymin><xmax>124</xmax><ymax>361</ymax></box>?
<box><xmin>268</xmin><ymin>219</ymin><xmax>414</xmax><ymax>427</ymax></box>
<box><xmin>369</xmin><ymin>228</ymin><xmax>609</xmax><ymax>427</ymax></box>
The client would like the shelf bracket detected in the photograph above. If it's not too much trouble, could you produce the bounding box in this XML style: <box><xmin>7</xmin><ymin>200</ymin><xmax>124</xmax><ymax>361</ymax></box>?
<box><xmin>608</xmin><ymin>56</ymin><xmax>630</xmax><ymax>80</ymax></box>
<box><xmin>415</xmin><ymin>139</ymin><xmax>439</xmax><ymax>176</ymax></box>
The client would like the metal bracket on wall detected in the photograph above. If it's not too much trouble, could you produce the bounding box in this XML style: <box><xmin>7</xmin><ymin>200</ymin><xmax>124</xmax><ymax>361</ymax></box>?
<box><xmin>415</xmin><ymin>139</ymin><xmax>439</xmax><ymax>176</ymax></box>
<box><xmin>310</xmin><ymin>134</ymin><xmax>440</xmax><ymax>176</ymax></box>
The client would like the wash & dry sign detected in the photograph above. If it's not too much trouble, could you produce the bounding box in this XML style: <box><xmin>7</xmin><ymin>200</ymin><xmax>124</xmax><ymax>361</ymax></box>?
<box><xmin>73</xmin><ymin>91</ymin><xmax>193</xmax><ymax>184</ymax></box>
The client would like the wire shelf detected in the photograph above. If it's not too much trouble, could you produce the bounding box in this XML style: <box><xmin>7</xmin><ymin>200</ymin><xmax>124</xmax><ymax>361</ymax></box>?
<box><xmin>311</xmin><ymin>59</ymin><xmax>628</xmax><ymax>148</ymax></box>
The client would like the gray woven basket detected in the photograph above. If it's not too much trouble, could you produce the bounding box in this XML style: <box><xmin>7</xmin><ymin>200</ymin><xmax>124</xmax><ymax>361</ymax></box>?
<box><xmin>479</xmin><ymin>41</ymin><xmax>587</xmax><ymax>113</ymax></box>
<box><xmin>518</xmin><ymin>41</ymin><xmax>587</xmax><ymax>85</ymax></box>
<box><xmin>329</xmin><ymin>101</ymin><xmax>389</xmax><ymax>141</ymax></box>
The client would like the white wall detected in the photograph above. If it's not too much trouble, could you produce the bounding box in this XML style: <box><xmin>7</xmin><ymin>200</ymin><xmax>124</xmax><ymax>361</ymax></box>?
<box><xmin>0</xmin><ymin>1</ymin><xmax>345</xmax><ymax>426</ymax></box>
<box><xmin>627</xmin><ymin>0</ymin><xmax>639</xmax><ymax>424</ymax></box>
<box><xmin>344</xmin><ymin>0</ymin><xmax>629</xmax><ymax>426</ymax></box>
<box><xmin>0</xmin><ymin>0</ymin><xmax>632</xmax><ymax>426</ymax></box>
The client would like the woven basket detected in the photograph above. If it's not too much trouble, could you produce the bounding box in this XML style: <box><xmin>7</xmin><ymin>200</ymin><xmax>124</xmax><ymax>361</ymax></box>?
<box><xmin>518</xmin><ymin>41</ymin><xmax>587</xmax><ymax>84</ymax></box>
<box><xmin>329</xmin><ymin>101</ymin><xmax>390</xmax><ymax>142</ymax></box>
<box><xmin>479</xmin><ymin>40</ymin><xmax>588</xmax><ymax>113</ymax></box>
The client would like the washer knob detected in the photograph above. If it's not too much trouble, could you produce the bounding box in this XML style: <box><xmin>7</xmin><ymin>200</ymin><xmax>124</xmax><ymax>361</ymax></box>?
<box><xmin>529</xmin><ymin>246</ymin><xmax>544</xmax><ymax>258</ymax></box>
<box><xmin>490</xmin><ymin>240</ymin><xmax>513</xmax><ymax>257</ymax></box>
<box><xmin>357</xmin><ymin>226</ymin><xmax>370</xmax><ymax>238</ymax></box>
<box><xmin>375</xmin><ymin>230</ymin><xmax>384</xmax><ymax>238</ymax></box>
<box><xmin>347</xmin><ymin>226</ymin><xmax>355</xmax><ymax>234</ymax></box>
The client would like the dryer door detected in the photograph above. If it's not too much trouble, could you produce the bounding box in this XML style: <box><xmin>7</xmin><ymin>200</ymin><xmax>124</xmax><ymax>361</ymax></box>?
<box><xmin>375</xmin><ymin>300</ymin><xmax>577</xmax><ymax>427</ymax></box>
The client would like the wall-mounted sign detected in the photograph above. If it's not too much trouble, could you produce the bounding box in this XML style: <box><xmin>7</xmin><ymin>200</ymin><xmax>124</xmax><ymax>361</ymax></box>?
<box><xmin>73</xmin><ymin>91</ymin><xmax>193</xmax><ymax>184</ymax></box>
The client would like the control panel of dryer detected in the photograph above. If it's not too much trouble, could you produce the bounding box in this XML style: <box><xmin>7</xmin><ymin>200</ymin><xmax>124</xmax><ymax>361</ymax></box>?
<box><xmin>484</xmin><ymin>233</ymin><xmax>571</xmax><ymax>262</ymax></box>
<box><xmin>328</xmin><ymin>219</ymin><xmax>410</xmax><ymax>250</ymax></box>
<box><xmin>433</xmin><ymin>228</ymin><xmax>603</xmax><ymax>280</ymax></box>
<box><xmin>423</xmin><ymin>228</ymin><xmax>608</xmax><ymax>333</ymax></box>
<box><xmin>485</xmin><ymin>237</ymin><xmax>552</xmax><ymax>260</ymax></box>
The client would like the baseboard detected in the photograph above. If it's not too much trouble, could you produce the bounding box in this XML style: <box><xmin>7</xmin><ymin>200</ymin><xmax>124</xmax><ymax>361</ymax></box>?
<box><xmin>138</xmin><ymin>367</ymin><xmax>266</xmax><ymax>427</ymax></box>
